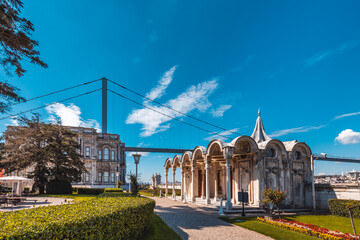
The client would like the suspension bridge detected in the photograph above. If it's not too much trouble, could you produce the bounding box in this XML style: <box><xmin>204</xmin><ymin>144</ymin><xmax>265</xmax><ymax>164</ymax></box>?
<box><xmin>1</xmin><ymin>77</ymin><xmax>360</xmax><ymax>163</ymax></box>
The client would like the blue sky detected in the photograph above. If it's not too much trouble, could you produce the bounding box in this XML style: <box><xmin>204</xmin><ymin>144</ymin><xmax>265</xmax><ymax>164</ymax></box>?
<box><xmin>1</xmin><ymin>0</ymin><xmax>360</xmax><ymax>182</ymax></box>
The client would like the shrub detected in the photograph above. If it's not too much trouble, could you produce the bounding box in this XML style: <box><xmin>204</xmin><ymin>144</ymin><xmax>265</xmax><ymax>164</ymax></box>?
<box><xmin>329</xmin><ymin>199</ymin><xmax>360</xmax><ymax>219</ymax></box>
<box><xmin>129</xmin><ymin>174</ymin><xmax>139</xmax><ymax>196</ymax></box>
<box><xmin>99</xmin><ymin>192</ymin><xmax>132</xmax><ymax>198</ymax></box>
<box><xmin>0</xmin><ymin>194</ymin><xmax>155</xmax><ymax>239</ymax></box>
<box><xmin>46</xmin><ymin>179</ymin><xmax>72</xmax><ymax>194</ymax></box>
<box><xmin>262</xmin><ymin>188</ymin><xmax>287</xmax><ymax>220</ymax></box>
<box><xmin>104</xmin><ymin>188</ymin><xmax>123</xmax><ymax>193</ymax></box>
<box><xmin>76</xmin><ymin>187</ymin><xmax>104</xmax><ymax>195</ymax></box>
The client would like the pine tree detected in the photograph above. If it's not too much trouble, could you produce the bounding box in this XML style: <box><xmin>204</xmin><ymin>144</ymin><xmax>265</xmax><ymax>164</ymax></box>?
<box><xmin>0</xmin><ymin>0</ymin><xmax>47</xmax><ymax>112</ymax></box>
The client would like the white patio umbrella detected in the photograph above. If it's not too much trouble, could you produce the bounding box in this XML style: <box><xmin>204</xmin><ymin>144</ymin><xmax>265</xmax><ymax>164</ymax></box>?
<box><xmin>0</xmin><ymin>176</ymin><xmax>33</xmax><ymax>197</ymax></box>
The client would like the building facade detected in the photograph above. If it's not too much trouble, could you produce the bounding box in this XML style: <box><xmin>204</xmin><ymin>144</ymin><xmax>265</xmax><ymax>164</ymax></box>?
<box><xmin>164</xmin><ymin>110</ymin><xmax>313</xmax><ymax>209</ymax></box>
<box><xmin>67</xmin><ymin>127</ymin><xmax>126</xmax><ymax>187</ymax></box>
<box><xmin>4</xmin><ymin>126</ymin><xmax>127</xmax><ymax>188</ymax></box>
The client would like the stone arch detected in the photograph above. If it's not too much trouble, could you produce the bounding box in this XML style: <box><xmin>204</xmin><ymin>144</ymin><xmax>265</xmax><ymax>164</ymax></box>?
<box><xmin>180</xmin><ymin>151</ymin><xmax>193</xmax><ymax>199</ymax></box>
<box><xmin>191</xmin><ymin>146</ymin><xmax>206</xmax><ymax>166</ymax></box>
<box><xmin>232</xmin><ymin>136</ymin><xmax>259</xmax><ymax>154</ymax></box>
<box><xmin>206</xmin><ymin>139</ymin><xmax>227</xmax><ymax>158</ymax></box>
<box><xmin>164</xmin><ymin>158</ymin><xmax>172</xmax><ymax>170</ymax></box>
<box><xmin>172</xmin><ymin>155</ymin><xmax>181</xmax><ymax>170</ymax></box>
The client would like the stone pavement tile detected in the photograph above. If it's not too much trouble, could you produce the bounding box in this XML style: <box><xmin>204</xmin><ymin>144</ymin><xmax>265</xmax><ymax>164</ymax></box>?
<box><xmin>152</xmin><ymin>197</ymin><xmax>273</xmax><ymax>240</ymax></box>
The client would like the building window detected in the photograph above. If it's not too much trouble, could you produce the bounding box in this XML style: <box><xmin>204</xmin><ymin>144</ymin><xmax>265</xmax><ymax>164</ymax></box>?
<box><xmin>85</xmin><ymin>172</ymin><xmax>90</xmax><ymax>182</ymax></box>
<box><xmin>267</xmin><ymin>147</ymin><xmax>276</xmax><ymax>158</ymax></box>
<box><xmin>111</xmin><ymin>151</ymin><xmax>115</xmax><ymax>160</ymax></box>
<box><xmin>98</xmin><ymin>150</ymin><xmax>102</xmax><ymax>160</ymax></box>
<box><xmin>85</xmin><ymin>146</ymin><xmax>90</xmax><ymax>157</ymax></box>
<box><xmin>104</xmin><ymin>148</ymin><xmax>109</xmax><ymax>160</ymax></box>
<box><xmin>111</xmin><ymin>172</ymin><xmax>115</xmax><ymax>182</ymax></box>
<box><xmin>104</xmin><ymin>172</ymin><xmax>109</xmax><ymax>182</ymax></box>
<box><xmin>98</xmin><ymin>172</ymin><xmax>102</xmax><ymax>182</ymax></box>
<box><xmin>294</xmin><ymin>150</ymin><xmax>302</xmax><ymax>160</ymax></box>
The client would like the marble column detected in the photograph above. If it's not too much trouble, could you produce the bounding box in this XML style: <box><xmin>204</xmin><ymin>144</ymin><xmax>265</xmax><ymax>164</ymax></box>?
<box><xmin>214</xmin><ymin>164</ymin><xmax>218</xmax><ymax>201</ymax></box>
<box><xmin>165</xmin><ymin>169</ymin><xmax>168</xmax><ymax>197</ymax></box>
<box><xmin>226</xmin><ymin>155</ymin><xmax>233</xmax><ymax>210</ymax></box>
<box><xmin>205</xmin><ymin>162</ymin><xmax>210</xmax><ymax>205</ymax></box>
<box><xmin>191</xmin><ymin>167</ymin><xmax>196</xmax><ymax>202</ymax></box>
<box><xmin>172</xmin><ymin>169</ymin><xmax>176</xmax><ymax>200</ymax></box>
<box><xmin>181</xmin><ymin>169</ymin><xmax>184</xmax><ymax>201</ymax></box>
<box><xmin>201</xmin><ymin>170</ymin><xmax>205</xmax><ymax>199</ymax></box>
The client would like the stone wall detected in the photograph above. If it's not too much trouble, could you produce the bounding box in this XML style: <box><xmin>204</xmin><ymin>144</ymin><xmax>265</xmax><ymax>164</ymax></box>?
<box><xmin>315</xmin><ymin>183</ymin><xmax>360</xmax><ymax>210</ymax></box>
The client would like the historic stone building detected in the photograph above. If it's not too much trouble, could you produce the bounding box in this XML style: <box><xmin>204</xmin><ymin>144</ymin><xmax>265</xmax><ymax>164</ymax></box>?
<box><xmin>4</xmin><ymin>126</ymin><xmax>127</xmax><ymax>188</ymax></box>
<box><xmin>66</xmin><ymin>127</ymin><xmax>126</xmax><ymax>187</ymax></box>
<box><xmin>164</xmin><ymin>110</ymin><xmax>313</xmax><ymax>209</ymax></box>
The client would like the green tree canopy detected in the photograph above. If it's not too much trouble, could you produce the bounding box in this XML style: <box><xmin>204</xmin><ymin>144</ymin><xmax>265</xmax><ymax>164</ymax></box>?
<box><xmin>1</xmin><ymin>114</ymin><xmax>85</xmax><ymax>194</ymax></box>
<box><xmin>0</xmin><ymin>0</ymin><xmax>47</xmax><ymax>113</ymax></box>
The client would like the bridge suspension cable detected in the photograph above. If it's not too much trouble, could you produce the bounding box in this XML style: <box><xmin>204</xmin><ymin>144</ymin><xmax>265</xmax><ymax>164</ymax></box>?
<box><xmin>108</xmin><ymin>79</ymin><xmax>241</xmax><ymax>136</ymax></box>
<box><xmin>108</xmin><ymin>89</ymin><xmax>233</xmax><ymax>140</ymax></box>
<box><xmin>0</xmin><ymin>88</ymin><xmax>101</xmax><ymax>121</ymax></box>
<box><xmin>6</xmin><ymin>78</ymin><xmax>102</xmax><ymax>108</ymax></box>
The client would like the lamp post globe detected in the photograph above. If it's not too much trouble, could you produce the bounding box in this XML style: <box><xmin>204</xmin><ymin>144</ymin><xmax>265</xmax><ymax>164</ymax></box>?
<box><xmin>132</xmin><ymin>153</ymin><xmax>141</xmax><ymax>179</ymax></box>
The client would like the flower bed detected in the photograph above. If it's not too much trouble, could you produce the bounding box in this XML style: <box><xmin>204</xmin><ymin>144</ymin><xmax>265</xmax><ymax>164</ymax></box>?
<box><xmin>257</xmin><ymin>217</ymin><xmax>359</xmax><ymax>240</ymax></box>
<box><xmin>0</xmin><ymin>194</ymin><xmax>155</xmax><ymax>239</ymax></box>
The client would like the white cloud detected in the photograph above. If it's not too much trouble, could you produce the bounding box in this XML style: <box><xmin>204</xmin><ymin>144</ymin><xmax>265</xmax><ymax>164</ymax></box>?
<box><xmin>335</xmin><ymin>129</ymin><xmax>360</xmax><ymax>145</ymax></box>
<box><xmin>204</xmin><ymin>128</ymin><xmax>239</xmax><ymax>142</ymax></box>
<box><xmin>270</xmin><ymin>125</ymin><xmax>324</xmax><ymax>137</ymax></box>
<box><xmin>334</xmin><ymin>111</ymin><xmax>360</xmax><ymax>120</ymax></box>
<box><xmin>211</xmin><ymin>104</ymin><xmax>232</xmax><ymax>118</ymax></box>
<box><xmin>46</xmin><ymin>103</ymin><xmax>101</xmax><ymax>132</ymax></box>
<box><xmin>7</xmin><ymin>117</ymin><xmax>19</xmax><ymax>126</ymax></box>
<box><xmin>126</xmin><ymin>75</ymin><xmax>219</xmax><ymax>137</ymax></box>
<box><xmin>146</xmin><ymin>65</ymin><xmax>177</xmax><ymax>101</ymax></box>
<box><xmin>304</xmin><ymin>40</ymin><xmax>359</xmax><ymax>67</ymax></box>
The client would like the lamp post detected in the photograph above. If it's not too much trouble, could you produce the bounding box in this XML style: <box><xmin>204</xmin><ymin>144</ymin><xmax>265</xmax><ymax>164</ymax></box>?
<box><xmin>115</xmin><ymin>172</ymin><xmax>120</xmax><ymax>188</ymax></box>
<box><xmin>132</xmin><ymin>153</ymin><xmax>141</xmax><ymax>179</ymax></box>
<box><xmin>310</xmin><ymin>153</ymin><xmax>327</xmax><ymax>211</ymax></box>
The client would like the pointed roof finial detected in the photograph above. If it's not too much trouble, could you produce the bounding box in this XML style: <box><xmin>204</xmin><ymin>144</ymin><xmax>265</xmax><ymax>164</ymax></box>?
<box><xmin>251</xmin><ymin>109</ymin><xmax>271</xmax><ymax>143</ymax></box>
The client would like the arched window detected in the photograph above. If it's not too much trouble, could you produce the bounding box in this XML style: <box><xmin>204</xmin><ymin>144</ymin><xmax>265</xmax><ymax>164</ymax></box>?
<box><xmin>104</xmin><ymin>148</ymin><xmax>109</xmax><ymax>160</ymax></box>
<box><xmin>267</xmin><ymin>147</ymin><xmax>276</xmax><ymax>158</ymax></box>
<box><xmin>98</xmin><ymin>150</ymin><xmax>102</xmax><ymax>160</ymax></box>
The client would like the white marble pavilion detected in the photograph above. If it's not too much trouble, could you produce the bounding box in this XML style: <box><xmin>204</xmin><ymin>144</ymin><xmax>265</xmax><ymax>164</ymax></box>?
<box><xmin>164</xmin><ymin>110</ymin><xmax>313</xmax><ymax>209</ymax></box>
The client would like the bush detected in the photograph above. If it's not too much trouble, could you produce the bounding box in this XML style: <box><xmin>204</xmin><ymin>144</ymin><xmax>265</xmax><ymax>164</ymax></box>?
<box><xmin>104</xmin><ymin>188</ymin><xmax>123</xmax><ymax>193</ymax></box>
<box><xmin>99</xmin><ymin>192</ymin><xmax>132</xmax><ymax>198</ymax></box>
<box><xmin>0</xmin><ymin>193</ymin><xmax>155</xmax><ymax>239</ymax></box>
<box><xmin>46</xmin><ymin>180</ymin><xmax>72</xmax><ymax>194</ymax></box>
<box><xmin>76</xmin><ymin>187</ymin><xmax>104</xmax><ymax>195</ymax></box>
<box><xmin>329</xmin><ymin>199</ymin><xmax>360</xmax><ymax>218</ymax></box>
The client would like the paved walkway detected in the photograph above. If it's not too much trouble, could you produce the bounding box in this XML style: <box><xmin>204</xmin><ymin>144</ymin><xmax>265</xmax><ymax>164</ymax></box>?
<box><xmin>0</xmin><ymin>197</ymin><xmax>74</xmax><ymax>212</ymax></box>
<box><xmin>153</xmin><ymin>197</ymin><xmax>273</xmax><ymax>240</ymax></box>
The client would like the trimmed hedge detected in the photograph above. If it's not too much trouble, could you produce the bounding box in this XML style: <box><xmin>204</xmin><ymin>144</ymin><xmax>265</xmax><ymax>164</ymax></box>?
<box><xmin>140</xmin><ymin>188</ymin><xmax>181</xmax><ymax>197</ymax></box>
<box><xmin>328</xmin><ymin>199</ymin><xmax>360</xmax><ymax>219</ymax></box>
<box><xmin>0</xmin><ymin>194</ymin><xmax>155</xmax><ymax>239</ymax></box>
<box><xmin>104</xmin><ymin>188</ymin><xmax>123</xmax><ymax>193</ymax></box>
<box><xmin>99</xmin><ymin>192</ymin><xmax>132</xmax><ymax>198</ymax></box>
<box><xmin>75</xmin><ymin>187</ymin><xmax>104</xmax><ymax>195</ymax></box>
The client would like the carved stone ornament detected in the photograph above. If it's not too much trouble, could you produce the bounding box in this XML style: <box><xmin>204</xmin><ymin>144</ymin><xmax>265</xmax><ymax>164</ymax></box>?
<box><xmin>292</xmin><ymin>168</ymin><xmax>304</xmax><ymax>176</ymax></box>
<box><xmin>240</xmin><ymin>167</ymin><xmax>249</xmax><ymax>174</ymax></box>
<box><xmin>266</xmin><ymin>166</ymin><xmax>278</xmax><ymax>175</ymax></box>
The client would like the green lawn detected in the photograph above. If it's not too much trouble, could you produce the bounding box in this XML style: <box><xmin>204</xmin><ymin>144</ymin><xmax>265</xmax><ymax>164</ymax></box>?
<box><xmin>221</xmin><ymin>214</ymin><xmax>360</xmax><ymax>240</ymax></box>
<box><xmin>142</xmin><ymin>213</ymin><xmax>182</xmax><ymax>240</ymax></box>
<box><xmin>220</xmin><ymin>217</ymin><xmax>318</xmax><ymax>240</ymax></box>
<box><xmin>284</xmin><ymin>215</ymin><xmax>360</xmax><ymax>235</ymax></box>
<box><xmin>37</xmin><ymin>194</ymin><xmax>97</xmax><ymax>202</ymax></box>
